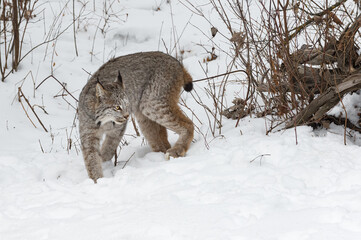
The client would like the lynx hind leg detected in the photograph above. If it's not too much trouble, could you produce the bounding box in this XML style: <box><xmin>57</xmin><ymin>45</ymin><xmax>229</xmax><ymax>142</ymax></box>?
<box><xmin>135</xmin><ymin>112</ymin><xmax>171</xmax><ymax>153</ymax></box>
<box><xmin>100</xmin><ymin>125</ymin><xmax>126</xmax><ymax>162</ymax></box>
<box><xmin>140</xmin><ymin>100</ymin><xmax>194</xmax><ymax>159</ymax></box>
<box><xmin>79</xmin><ymin>128</ymin><xmax>103</xmax><ymax>182</ymax></box>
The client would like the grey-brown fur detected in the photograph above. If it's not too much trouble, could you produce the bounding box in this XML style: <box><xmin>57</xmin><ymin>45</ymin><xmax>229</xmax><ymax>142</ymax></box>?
<box><xmin>78</xmin><ymin>52</ymin><xmax>194</xmax><ymax>182</ymax></box>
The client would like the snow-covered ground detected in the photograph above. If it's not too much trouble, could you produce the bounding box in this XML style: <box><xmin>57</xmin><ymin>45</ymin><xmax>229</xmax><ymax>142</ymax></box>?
<box><xmin>1</xmin><ymin>1</ymin><xmax>361</xmax><ymax>239</ymax></box>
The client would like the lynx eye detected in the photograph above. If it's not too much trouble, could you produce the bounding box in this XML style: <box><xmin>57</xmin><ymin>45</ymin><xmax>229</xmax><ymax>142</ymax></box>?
<box><xmin>114</xmin><ymin>106</ymin><xmax>122</xmax><ymax>111</ymax></box>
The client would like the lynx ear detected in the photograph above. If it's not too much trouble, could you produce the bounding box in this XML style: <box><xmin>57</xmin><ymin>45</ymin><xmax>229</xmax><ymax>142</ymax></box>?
<box><xmin>96</xmin><ymin>77</ymin><xmax>108</xmax><ymax>99</ymax></box>
<box><xmin>116</xmin><ymin>71</ymin><xmax>124</xmax><ymax>88</ymax></box>
<box><xmin>96</xmin><ymin>82</ymin><xmax>107</xmax><ymax>99</ymax></box>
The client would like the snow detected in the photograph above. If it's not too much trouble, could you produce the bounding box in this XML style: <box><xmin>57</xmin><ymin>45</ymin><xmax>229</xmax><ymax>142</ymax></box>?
<box><xmin>1</xmin><ymin>0</ymin><xmax>361</xmax><ymax>239</ymax></box>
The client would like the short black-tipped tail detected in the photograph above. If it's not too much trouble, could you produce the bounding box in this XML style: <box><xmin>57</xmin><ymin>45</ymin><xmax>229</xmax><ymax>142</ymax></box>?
<box><xmin>182</xmin><ymin>67</ymin><xmax>193</xmax><ymax>92</ymax></box>
<box><xmin>183</xmin><ymin>82</ymin><xmax>193</xmax><ymax>92</ymax></box>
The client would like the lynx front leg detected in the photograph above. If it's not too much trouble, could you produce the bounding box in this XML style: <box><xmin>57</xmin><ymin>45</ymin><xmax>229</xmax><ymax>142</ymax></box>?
<box><xmin>100</xmin><ymin>125</ymin><xmax>127</xmax><ymax>162</ymax></box>
<box><xmin>80</xmin><ymin>128</ymin><xmax>103</xmax><ymax>182</ymax></box>
<box><xmin>135</xmin><ymin>112</ymin><xmax>171</xmax><ymax>153</ymax></box>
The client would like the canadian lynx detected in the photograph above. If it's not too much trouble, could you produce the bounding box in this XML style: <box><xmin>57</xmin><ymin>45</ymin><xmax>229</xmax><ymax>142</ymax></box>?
<box><xmin>78</xmin><ymin>52</ymin><xmax>194</xmax><ymax>182</ymax></box>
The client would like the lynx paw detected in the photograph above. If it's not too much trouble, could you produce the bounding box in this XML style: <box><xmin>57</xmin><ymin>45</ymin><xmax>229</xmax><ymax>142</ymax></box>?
<box><xmin>165</xmin><ymin>146</ymin><xmax>186</xmax><ymax>160</ymax></box>
<box><xmin>152</xmin><ymin>146</ymin><xmax>168</xmax><ymax>154</ymax></box>
<box><xmin>88</xmin><ymin>170</ymin><xmax>103</xmax><ymax>184</ymax></box>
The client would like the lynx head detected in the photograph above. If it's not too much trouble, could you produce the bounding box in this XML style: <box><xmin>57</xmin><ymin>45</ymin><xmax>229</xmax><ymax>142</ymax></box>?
<box><xmin>95</xmin><ymin>72</ymin><xmax>129</xmax><ymax>127</ymax></box>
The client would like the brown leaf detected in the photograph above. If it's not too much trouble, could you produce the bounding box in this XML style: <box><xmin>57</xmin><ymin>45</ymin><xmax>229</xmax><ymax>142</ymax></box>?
<box><xmin>211</xmin><ymin>27</ymin><xmax>218</xmax><ymax>37</ymax></box>
<box><xmin>328</xmin><ymin>12</ymin><xmax>342</xmax><ymax>26</ymax></box>
<box><xmin>321</xmin><ymin>120</ymin><xmax>331</xmax><ymax>129</ymax></box>
<box><xmin>230</xmin><ymin>32</ymin><xmax>245</xmax><ymax>48</ymax></box>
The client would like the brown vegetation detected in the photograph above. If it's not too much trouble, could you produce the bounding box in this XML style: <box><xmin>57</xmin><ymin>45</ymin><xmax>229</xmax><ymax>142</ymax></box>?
<box><xmin>185</xmin><ymin>0</ymin><xmax>361</xmax><ymax>135</ymax></box>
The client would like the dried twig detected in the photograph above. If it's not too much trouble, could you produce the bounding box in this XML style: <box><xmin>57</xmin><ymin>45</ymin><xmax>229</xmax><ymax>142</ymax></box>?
<box><xmin>250</xmin><ymin>154</ymin><xmax>271</xmax><ymax>166</ymax></box>
<box><xmin>18</xmin><ymin>91</ymin><xmax>37</xmax><ymax>129</ymax></box>
<box><xmin>131</xmin><ymin>115</ymin><xmax>140</xmax><ymax>137</ymax></box>
<box><xmin>122</xmin><ymin>152</ymin><xmax>135</xmax><ymax>169</ymax></box>
<box><xmin>36</xmin><ymin>75</ymin><xmax>78</xmax><ymax>102</ymax></box>
<box><xmin>38</xmin><ymin>140</ymin><xmax>45</xmax><ymax>153</ymax></box>
<box><xmin>288</xmin><ymin>0</ymin><xmax>347</xmax><ymax>40</ymax></box>
<box><xmin>114</xmin><ymin>149</ymin><xmax>118</xmax><ymax>167</ymax></box>
<box><xmin>18</xmin><ymin>87</ymin><xmax>48</xmax><ymax>132</ymax></box>
<box><xmin>72</xmin><ymin>0</ymin><xmax>79</xmax><ymax>56</ymax></box>
<box><xmin>193</xmin><ymin>69</ymin><xmax>247</xmax><ymax>83</ymax></box>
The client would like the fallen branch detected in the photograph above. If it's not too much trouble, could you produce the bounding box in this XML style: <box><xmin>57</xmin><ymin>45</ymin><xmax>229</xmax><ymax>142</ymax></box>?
<box><xmin>286</xmin><ymin>73</ymin><xmax>361</xmax><ymax>128</ymax></box>
<box><xmin>323</xmin><ymin>115</ymin><xmax>361</xmax><ymax>133</ymax></box>
<box><xmin>258</xmin><ymin>66</ymin><xmax>345</xmax><ymax>94</ymax></box>
<box><xmin>290</xmin><ymin>45</ymin><xmax>337</xmax><ymax>65</ymax></box>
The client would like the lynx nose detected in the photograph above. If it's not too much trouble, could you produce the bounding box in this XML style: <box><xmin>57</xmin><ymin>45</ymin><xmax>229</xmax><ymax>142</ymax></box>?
<box><xmin>124</xmin><ymin>113</ymin><xmax>130</xmax><ymax>119</ymax></box>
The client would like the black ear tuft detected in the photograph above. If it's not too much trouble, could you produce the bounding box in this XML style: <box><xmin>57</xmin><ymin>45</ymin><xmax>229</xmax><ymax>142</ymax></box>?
<box><xmin>117</xmin><ymin>71</ymin><xmax>123</xmax><ymax>84</ymax></box>
<box><xmin>97</xmin><ymin>77</ymin><xmax>105</xmax><ymax>89</ymax></box>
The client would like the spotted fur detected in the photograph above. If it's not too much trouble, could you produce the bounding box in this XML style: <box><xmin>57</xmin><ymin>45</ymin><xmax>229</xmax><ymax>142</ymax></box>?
<box><xmin>78</xmin><ymin>52</ymin><xmax>194</xmax><ymax>182</ymax></box>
